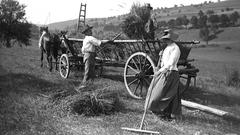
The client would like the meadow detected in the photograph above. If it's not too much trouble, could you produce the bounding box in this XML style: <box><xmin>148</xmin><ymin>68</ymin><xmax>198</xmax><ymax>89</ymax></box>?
<box><xmin>0</xmin><ymin>25</ymin><xmax>240</xmax><ymax>135</ymax></box>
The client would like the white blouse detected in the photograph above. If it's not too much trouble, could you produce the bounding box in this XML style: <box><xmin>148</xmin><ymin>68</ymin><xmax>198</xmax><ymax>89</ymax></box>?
<box><xmin>82</xmin><ymin>36</ymin><xmax>101</xmax><ymax>54</ymax></box>
<box><xmin>159</xmin><ymin>42</ymin><xmax>181</xmax><ymax>72</ymax></box>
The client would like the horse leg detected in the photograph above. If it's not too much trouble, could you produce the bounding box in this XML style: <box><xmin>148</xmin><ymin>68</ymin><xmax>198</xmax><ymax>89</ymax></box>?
<box><xmin>45</xmin><ymin>45</ymin><xmax>51</xmax><ymax>71</ymax></box>
<box><xmin>46</xmin><ymin>52</ymin><xmax>52</xmax><ymax>72</ymax></box>
<box><xmin>40</xmin><ymin>48</ymin><xmax>43</xmax><ymax>67</ymax></box>
<box><xmin>53</xmin><ymin>47</ymin><xmax>58</xmax><ymax>71</ymax></box>
<box><xmin>54</xmin><ymin>55</ymin><xmax>58</xmax><ymax>71</ymax></box>
<box><xmin>49</xmin><ymin>55</ymin><xmax>53</xmax><ymax>72</ymax></box>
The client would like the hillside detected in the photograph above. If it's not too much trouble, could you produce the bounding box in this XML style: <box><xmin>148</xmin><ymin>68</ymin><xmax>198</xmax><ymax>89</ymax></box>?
<box><xmin>48</xmin><ymin>0</ymin><xmax>240</xmax><ymax>31</ymax></box>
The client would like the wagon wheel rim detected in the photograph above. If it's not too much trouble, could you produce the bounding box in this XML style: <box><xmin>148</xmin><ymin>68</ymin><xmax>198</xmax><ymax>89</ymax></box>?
<box><xmin>124</xmin><ymin>52</ymin><xmax>155</xmax><ymax>99</ymax></box>
<box><xmin>59</xmin><ymin>54</ymin><xmax>70</xmax><ymax>79</ymax></box>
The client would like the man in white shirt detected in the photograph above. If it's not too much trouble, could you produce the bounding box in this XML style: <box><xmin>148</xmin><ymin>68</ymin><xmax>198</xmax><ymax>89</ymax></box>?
<box><xmin>75</xmin><ymin>25</ymin><xmax>111</xmax><ymax>91</ymax></box>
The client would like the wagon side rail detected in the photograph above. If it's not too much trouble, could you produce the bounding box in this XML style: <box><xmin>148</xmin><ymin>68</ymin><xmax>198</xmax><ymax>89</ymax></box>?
<box><xmin>66</xmin><ymin>38</ymin><xmax>200</xmax><ymax>66</ymax></box>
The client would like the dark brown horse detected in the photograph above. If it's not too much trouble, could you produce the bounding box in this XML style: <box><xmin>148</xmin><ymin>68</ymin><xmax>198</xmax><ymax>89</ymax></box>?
<box><xmin>39</xmin><ymin>27</ymin><xmax>62</xmax><ymax>71</ymax></box>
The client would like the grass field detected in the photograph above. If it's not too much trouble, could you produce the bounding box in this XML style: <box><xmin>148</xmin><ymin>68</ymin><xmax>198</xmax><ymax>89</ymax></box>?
<box><xmin>1</xmin><ymin>26</ymin><xmax>240</xmax><ymax>134</ymax></box>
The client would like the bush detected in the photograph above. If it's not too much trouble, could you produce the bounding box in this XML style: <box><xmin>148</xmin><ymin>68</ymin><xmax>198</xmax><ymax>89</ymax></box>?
<box><xmin>226</xmin><ymin>68</ymin><xmax>240</xmax><ymax>87</ymax></box>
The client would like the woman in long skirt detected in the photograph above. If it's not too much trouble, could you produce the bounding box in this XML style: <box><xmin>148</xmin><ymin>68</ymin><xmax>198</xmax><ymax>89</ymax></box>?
<box><xmin>145</xmin><ymin>29</ymin><xmax>181</xmax><ymax>119</ymax></box>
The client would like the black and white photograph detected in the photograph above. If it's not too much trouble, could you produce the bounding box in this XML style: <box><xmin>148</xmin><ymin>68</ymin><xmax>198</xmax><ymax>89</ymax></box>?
<box><xmin>0</xmin><ymin>0</ymin><xmax>240</xmax><ymax>134</ymax></box>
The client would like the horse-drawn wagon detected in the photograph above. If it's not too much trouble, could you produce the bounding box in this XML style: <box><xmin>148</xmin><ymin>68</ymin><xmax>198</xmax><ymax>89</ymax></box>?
<box><xmin>58</xmin><ymin>33</ymin><xmax>200</xmax><ymax>99</ymax></box>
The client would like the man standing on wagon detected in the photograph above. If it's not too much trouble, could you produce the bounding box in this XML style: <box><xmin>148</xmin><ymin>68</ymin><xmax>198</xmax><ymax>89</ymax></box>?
<box><xmin>75</xmin><ymin>25</ymin><xmax>111</xmax><ymax>91</ymax></box>
<box><xmin>144</xmin><ymin>3</ymin><xmax>155</xmax><ymax>40</ymax></box>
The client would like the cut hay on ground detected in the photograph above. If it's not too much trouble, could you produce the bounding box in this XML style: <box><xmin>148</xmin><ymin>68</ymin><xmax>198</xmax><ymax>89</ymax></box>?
<box><xmin>49</xmin><ymin>87</ymin><xmax>124</xmax><ymax>117</ymax></box>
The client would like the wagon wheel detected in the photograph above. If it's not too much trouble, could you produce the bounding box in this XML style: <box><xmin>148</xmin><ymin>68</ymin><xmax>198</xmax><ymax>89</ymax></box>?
<box><xmin>179</xmin><ymin>73</ymin><xmax>191</xmax><ymax>94</ymax></box>
<box><xmin>59</xmin><ymin>54</ymin><xmax>70</xmax><ymax>79</ymax></box>
<box><xmin>124</xmin><ymin>52</ymin><xmax>155</xmax><ymax>99</ymax></box>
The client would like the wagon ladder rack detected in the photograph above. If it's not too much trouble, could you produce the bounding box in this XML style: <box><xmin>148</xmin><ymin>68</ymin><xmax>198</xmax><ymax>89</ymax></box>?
<box><xmin>77</xmin><ymin>3</ymin><xmax>87</xmax><ymax>31</ymax></box>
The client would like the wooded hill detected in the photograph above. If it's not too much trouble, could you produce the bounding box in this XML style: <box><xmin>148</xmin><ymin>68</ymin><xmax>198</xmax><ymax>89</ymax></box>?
<box><xmin>48</xmin><ymin>0</ymin><xmax>240</xmax><ymax>32</ymax></box>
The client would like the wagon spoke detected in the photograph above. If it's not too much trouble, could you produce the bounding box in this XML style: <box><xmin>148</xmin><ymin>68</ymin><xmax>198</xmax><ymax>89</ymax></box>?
<box><xmin>128</xmin><ymin>78</ymin><xmax>138</xmax><ymax>86</ymax></box>
<box><xmin>145</xmin><ymin>75</ymin><xmax>154</xmax><ymax>78</ymax></box>
<box><xmin>143</xmin><ymin>78</ymin><xmax>151</xmax><ymax>85</ymax></box>
<box><xmin>131</xmin><ymin>58</ymin><xmax>140</xmax><ymax>71</ymax></box>
<box><xmin>125</xmin><ymin>74</ymin><xmax>136</xmax><ymax>77</ymax></box>
<box><xmin>139</xmin><ymin>80</ymin><xmax>143</xmax><ymax>97</ymax></box>
<box><xmin>134</xmin><ymin>80</ymin><xmax>141</xmax><ymax>95</ymax></box>
<box><xmin>127</xmin><ymin>65</ymin><xmax>139</xmax><ymax>74</ymax></box>
<box><xmin>62</xmin><ymin>61</ymin><xmax>66</xmax><ymax>65</ymax></box>
<box><xmin>142</xmin><ymin>56</ymin><xmax>147</xmax><ymax>70</ymax></box>
<box><xmin>138</xmin><ymin>55</ymin><xmax>142</xmax><ymax>71</ymax></box>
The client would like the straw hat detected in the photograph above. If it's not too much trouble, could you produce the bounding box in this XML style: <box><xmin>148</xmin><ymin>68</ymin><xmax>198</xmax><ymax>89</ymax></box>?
<box><xmin>82</xmin><ymin>25</ymin><xmax>93</xmax><ymax>34</ymax></box>
<box><xmin>161</xmin><ymin>29</ymin><xmax>179</xmax><ymax>41</ymax></box>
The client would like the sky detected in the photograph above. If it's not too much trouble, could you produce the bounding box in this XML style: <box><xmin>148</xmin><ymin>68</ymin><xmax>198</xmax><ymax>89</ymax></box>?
<box><xmin>17</xmin><ymin>0</ymin><xmax>219</xmax><ymax>25</ymax></box>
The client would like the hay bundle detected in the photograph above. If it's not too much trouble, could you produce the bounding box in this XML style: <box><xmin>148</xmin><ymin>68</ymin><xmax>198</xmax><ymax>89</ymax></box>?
<box><xmin>71</xmin><ymin>88</ymin><xmax>123</xmax><ymax>116</ymax></box>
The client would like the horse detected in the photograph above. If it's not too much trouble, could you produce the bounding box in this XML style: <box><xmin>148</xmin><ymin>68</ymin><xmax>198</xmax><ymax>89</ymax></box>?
<box><xmin>39</xmin><ymin>26</ymin><xmax>62</xmax><ymax>71</ymax></box>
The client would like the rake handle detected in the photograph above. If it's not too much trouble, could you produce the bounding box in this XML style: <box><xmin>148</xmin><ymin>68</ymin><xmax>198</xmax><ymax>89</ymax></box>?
<box><xmin>140</xmin><ymin>76</ymin><xmax>157</xmax><ymax>129</ymax></box>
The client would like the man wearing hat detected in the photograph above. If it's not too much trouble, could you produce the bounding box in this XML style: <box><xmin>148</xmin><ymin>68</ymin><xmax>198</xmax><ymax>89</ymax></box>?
<box><xmin>144</xmin><ymin>3</ymin><xmax>155</xmax><ymax>40</ymax></box>
<box><xmin>75</xmin><ymin>25</ymin><xmax>111</xmax><ymax>91</ymax></box>
<box><xmin>145</xmin><ymin>29</ymin><xmax>182</xmax><ymax>120</ymax></box>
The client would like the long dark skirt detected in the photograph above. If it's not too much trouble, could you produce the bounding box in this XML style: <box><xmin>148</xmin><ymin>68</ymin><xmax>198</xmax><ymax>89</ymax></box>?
<box><xmin>145</xmin><ymin>70</ymin><xmax>181</xmax><ymax>115</ymax></box>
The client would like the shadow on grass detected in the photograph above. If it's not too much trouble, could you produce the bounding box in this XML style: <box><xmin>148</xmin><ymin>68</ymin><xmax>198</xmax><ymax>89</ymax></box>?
<box><xmin>0</xmin><ymin>72</ymin><xmax>60</xmax><ymax>95</ymax></box>
<box><xmin>101</xmin><ymin>74</ymin><xmax>124</xmax><ymax>82</ymax></box>
<box><xmin>182</xmin><ymin>86</ymin><xmax>240</xmax><ymax>106</ymax></box>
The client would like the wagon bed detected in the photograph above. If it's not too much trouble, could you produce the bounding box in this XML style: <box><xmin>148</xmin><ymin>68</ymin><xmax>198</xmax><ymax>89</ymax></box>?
<box><xmin>59</xmin><ymin>36</ymin><xmax>200</xmax><ymax>99</ymax></box>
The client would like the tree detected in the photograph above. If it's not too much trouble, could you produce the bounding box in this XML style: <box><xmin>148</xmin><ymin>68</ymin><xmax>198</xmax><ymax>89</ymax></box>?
<box><xmin>206</xmin><ymin>10</ymin><xmax>214</xmax><ymax>16</ymax></box>
<box><xmin>229</xmin><ymin>11</ymin><xmax>240</xmax><ymax>25</ymax></box>
<box><xmin>198</xmin><ymin>15</ymin><xmax>208</xmax><ymax>28</ymax></box>
<box><xmin>208</xmin><ymin>14</ymin><xmax>219</xmax><ymax>24</ymax></box>
<box><xmin>0</xmin><ymin>0</ymin><xmax>31</xmax><ymax>47</ymax></box>
<box><xmin>175</xmin><ymin>15</ymin><xmax>189</xmax><ymax>27</ymax></box>
<box><xmin>219</xmin><ymin>14</ymin><xmax>230</xmax><ymax>27</ymax></box>
<box><xmin>167</xmin><ymin>19</ymin><xmax>176</xmax><ymax>28</ymax></box>
<box><xmin>175</xmin><ymin>17</ymin><xmax>183</xmax><ymax>26</ymax></box>
<box><xmin>198</xmin><ymin>10</ymin><xmax>204</xmax><ymax>18</ymax></box>
<box><xmin>199</xmin><ymin>26</ymin><xmax>210</xmax><ymax>45</ymax></box>
<box><xmin>181</xmin><ymin>15</ymin><xmax>189</xmax><ymax>26</ymax></box>
<box><xmin>190</xmin><ymin>16</ymin><xmax>198</xmax><ymax>28</ymax></box>
<box><xmin>197</xmin><ymin>10</ymin><xmax>207</xmax><ymax>28</ymax></box>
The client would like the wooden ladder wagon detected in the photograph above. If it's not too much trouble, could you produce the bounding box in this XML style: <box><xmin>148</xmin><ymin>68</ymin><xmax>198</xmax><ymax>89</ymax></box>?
<box><xmin>59</xmin><ymin>34</ymin><xmax>200</xmax><ymax>99</ymax></box>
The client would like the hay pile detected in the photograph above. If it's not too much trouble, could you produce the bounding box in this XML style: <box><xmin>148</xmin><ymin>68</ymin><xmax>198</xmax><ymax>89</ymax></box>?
<box><xmin>50</xmin><ymin>87</ymin><xmax>124</xmax><ymax>117</ymax></box>
<box><xmin>71</xmin><ymin>88</ymin><xmax>123</xmax><ymax>116</ymax></box>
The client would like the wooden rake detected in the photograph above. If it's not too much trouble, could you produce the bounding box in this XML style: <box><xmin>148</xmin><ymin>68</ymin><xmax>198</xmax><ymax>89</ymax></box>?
<box><xmin>121</xmin><ymin>76</ymin><xmax>160</xmax><ymax>134</ymax></box>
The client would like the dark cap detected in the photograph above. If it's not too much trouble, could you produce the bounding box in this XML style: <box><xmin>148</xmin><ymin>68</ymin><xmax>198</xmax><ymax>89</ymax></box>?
<box><xmin>82</xmin><ymin>24</ymin><xmax>93</xmax><ymax>34</ymax></box>
<box><xmin>146</xmin><ymin>3</ymin><xmax>153</xmax><ymax>10</ymax></box>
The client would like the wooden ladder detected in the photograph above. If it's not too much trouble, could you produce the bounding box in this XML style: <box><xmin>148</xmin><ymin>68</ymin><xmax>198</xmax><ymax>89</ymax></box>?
<box><xmin>77</xmin><ymin>3</ymin><xmax>87</xmax><ymax>31</ymax></box>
